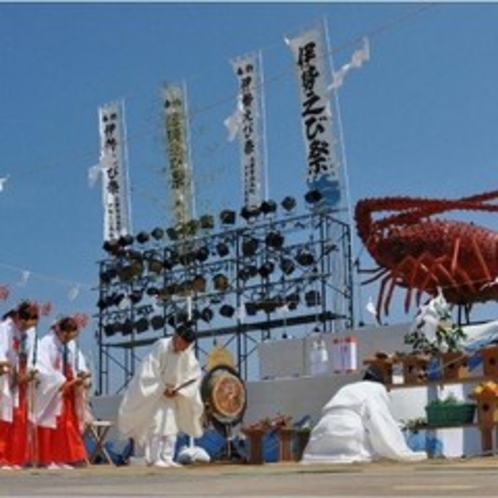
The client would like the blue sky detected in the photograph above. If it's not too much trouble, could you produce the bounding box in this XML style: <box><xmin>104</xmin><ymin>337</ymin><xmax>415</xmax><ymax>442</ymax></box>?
<box><xmin>2</xmin><ymin>3</ymin><xmax>498</xmax><ymax>379</ymax></box>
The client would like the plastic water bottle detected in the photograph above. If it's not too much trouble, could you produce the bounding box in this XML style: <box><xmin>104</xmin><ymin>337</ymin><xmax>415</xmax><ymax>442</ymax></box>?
<box><xmin>310</xmin><ymin>338</ymin><xmax>329</xmax><ymax>376</ymax></box>
<box><xmin>316</xmin><ymin>338</ymin><xmax>329</xmax><ymax>376</ymax></box>
<box><xmin>309</xmin><ymin>340</ymin><xmax>319</xmax><ymax>376</ymax></box>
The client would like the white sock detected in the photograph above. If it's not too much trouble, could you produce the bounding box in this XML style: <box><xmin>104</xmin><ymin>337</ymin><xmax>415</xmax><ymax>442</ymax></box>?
<box><xmin>145</xmin><ymin>435</ymin><xmax>162</xmax><ymax>464</ymax></box>
<box><xmin>159</xmin><ymin>435</ymin><xmax>177</xmax><ymax>463</ymax></box>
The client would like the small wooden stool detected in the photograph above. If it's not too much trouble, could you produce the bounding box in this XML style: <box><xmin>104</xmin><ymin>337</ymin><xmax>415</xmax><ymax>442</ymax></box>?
<box><xmin>277</xmin><ymin>428</ymin><xmax>294</xmax><ymax>462</ymax></box>
<box><xmin>294</xmin><ymin>429</ymin><xmax>311</xmax><ymax>461</ymax></box>
<box><xmin>240</xmin><ymin>428</ymin><xmax>265</xmax><ymax>464</ymax></box>
<box><xmin>85</xmin><ymin>420</ymin><xmax>115</xmax><ymax>465</ymax></box>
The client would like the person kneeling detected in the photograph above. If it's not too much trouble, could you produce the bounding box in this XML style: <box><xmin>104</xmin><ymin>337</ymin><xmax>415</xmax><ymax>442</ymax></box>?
<box><xmin>300</xmin><ymin>365</ymin><xmax>427</xmax><ymax>464</ymax></box>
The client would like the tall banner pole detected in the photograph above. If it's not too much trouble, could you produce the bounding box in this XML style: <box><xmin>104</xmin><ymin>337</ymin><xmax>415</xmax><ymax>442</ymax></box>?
<box><xmin>285</xmin><ymin>23</ymin><xmax>341</xmax><ymax>212</ymax></box>
<box><xmin>98</xmin><ymin>100</ymin><xmax>133</xmax><ymax>241</ymax></box>
<box><xmin>226</xmin><ymin>52</ymin><xmax>265</xmax><ymax>212</ymax></box>
<box><xmin>163</xmin><ymin>83</ymin><xmax>195</xmax><ymax>236</ymax></box>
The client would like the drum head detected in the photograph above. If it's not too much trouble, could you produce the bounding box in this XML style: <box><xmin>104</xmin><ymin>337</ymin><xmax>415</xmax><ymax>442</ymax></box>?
<box><xmin>201</xmin><ymin>364</ymin><xmax>247</xmax><ymax>428</ymax></box>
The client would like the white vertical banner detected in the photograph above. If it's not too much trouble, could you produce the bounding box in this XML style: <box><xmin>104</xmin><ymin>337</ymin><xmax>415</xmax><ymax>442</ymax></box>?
<box><xmin>98</xmin><ymin>100</ymin><xmax>132</xmax><ymax>241</ymax></box>
<box><xmin>285</xmin><ymin>24</ymin><xmax>341</xmax><ymax>210</ymax></box>
<box><xmin>163</xmin><ymin>83</ymin><xmax>194</xmax><ymax>229</ymax></box>
<box><xmin>227</xmin><ymin>53</ymin><xmax>264</xmax><ymax>211</ymax></box>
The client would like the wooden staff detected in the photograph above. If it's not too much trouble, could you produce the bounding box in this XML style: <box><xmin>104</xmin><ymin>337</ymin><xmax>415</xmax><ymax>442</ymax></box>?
<box><xmin>28</xmin><ymin>372</ymin><xmax>38</xmax><ymax>467</ymax></box>
<box><xmin>172</xmin><ymin>377</ymin><xmax>198</xmax><ymax>395</ymax></box>
<box><xmin>17</xmin><ymin>351</ymin><xmax>38</xmax><ymax>467</ymax></box>
<box><xmin>74</xmin><ymin>371</ymin><xmax>92</xmax><ymax>434</ymax></box>
<box><xmin>27</xmin><ymin>371</ymin><xmax>38</xmax><ymax>467</ymax></box>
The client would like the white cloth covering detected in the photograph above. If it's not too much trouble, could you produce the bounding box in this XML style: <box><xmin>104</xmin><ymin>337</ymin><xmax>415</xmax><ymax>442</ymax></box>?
<box><xmin>300</xmin><ymin>380</ymin><xmax>427</xmax><ymax>464</ymax></box>
<box><xmin>177</xmin><ymin>437</ymin><xmax>211</xmax><ymax>464</ymax></box>
<box><xmin>117</xmin><ymin>337</ymin><xmax>204</xmax><ymax>446</ymax></box>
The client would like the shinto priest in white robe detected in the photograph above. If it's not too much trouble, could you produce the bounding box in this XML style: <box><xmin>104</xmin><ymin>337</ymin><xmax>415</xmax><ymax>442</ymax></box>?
<box><xmin>300</xmin><ymin>380</ymin><xmax>427</xmax><ymax>464</ymax></box>
<box><xmin>117</xmin><ymin>337</ymin><xmax>204</xmax><ymax>445</ymax></box>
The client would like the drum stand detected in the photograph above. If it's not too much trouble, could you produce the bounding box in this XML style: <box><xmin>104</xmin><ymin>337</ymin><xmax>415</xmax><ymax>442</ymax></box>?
<box><xmin>216</xmin><ymin>424</ymin><xmax>244</xmax><ymax>462</ymax></box>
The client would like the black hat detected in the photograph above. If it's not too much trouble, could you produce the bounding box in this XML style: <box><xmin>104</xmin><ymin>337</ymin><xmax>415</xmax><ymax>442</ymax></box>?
<box><xmin>176</xmin><ymin>322</ymin><xmax>196</xmax><ymax>344</ymax></box>
<box><xmin>362</xmin><ymin>364</ymin><xmax>386</xmax><ymax>384</ymax></box>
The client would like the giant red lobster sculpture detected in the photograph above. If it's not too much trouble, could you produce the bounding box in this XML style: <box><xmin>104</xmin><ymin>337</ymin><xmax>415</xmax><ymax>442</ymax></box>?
<box><xmin>355</xmin><ymin>190</ymin><xmax>498</xmax><ymax>318</ymax></box>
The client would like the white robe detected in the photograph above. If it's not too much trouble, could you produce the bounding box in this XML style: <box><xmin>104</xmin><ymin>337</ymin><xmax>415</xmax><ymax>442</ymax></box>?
<box><xmin>35</xmin><ymin>330</ymin><xmax>91</xmax><ymax>430</ymax></box>
<box><xmin>117</xmin><ymin>337</ymin><xmax>204</xmax><ymax>446</ymax></box>
<box><xmin>0</xmin><ymin>318</ymin><xmax>38</xmax><ymax>423</ymax></box>
<box><xmin>301</xmin><ymin>381</ymin><xmax>427</xmax><ymax>464</ymax></box>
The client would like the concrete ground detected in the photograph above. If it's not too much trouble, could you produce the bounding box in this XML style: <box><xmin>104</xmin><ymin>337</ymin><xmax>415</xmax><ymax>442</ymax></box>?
<box><xmin>2</xmin><ymin>457</ymin><xmax>498</xmax><ymax>497</ymax></box>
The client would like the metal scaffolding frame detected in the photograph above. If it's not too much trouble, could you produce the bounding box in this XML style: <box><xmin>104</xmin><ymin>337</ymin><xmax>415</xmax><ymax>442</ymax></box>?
<box><xmin>95</xmin><ymin>208</ymin><xmax>354</xmax><ymax>395</ymax></box>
